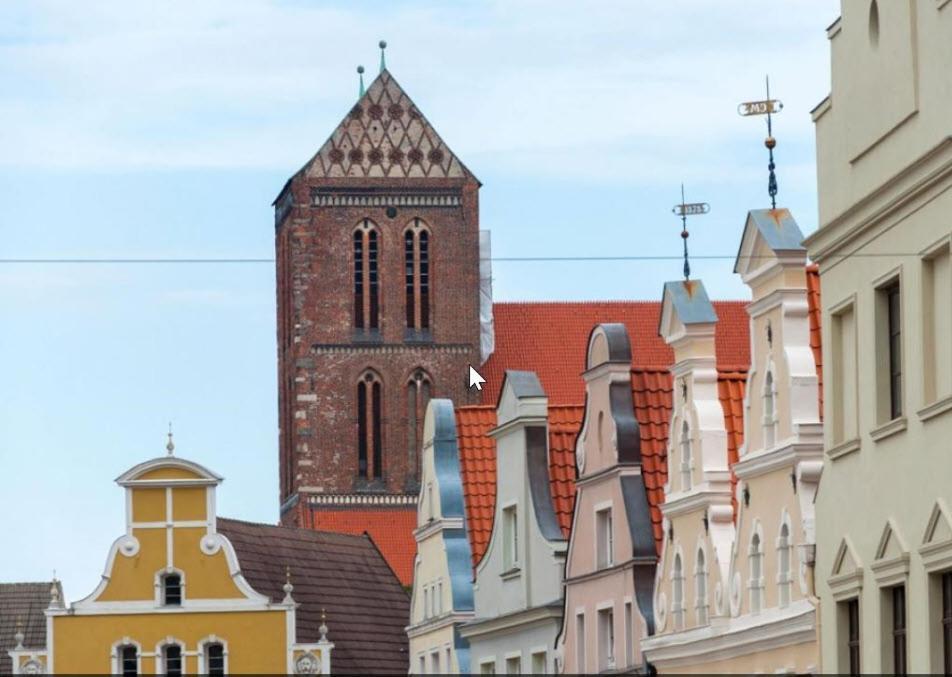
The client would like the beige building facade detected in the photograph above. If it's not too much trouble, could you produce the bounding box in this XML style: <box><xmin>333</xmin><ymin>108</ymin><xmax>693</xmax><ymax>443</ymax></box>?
<box><xmin>805</xmin><ymin>0</ymin><xmax>952</xmax><ymax>673</ymax></box>
<box><xmin>643</xmin><ymin>209</ymin><xmax>824</xmax><ymax>672</ymax></box>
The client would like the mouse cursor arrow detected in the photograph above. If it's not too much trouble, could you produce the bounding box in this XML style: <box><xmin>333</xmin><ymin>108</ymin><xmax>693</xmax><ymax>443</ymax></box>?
<box><xmin>469</xmin><ymin>365</ymin><xmax>486</xmax><ymax>391</ymax></box>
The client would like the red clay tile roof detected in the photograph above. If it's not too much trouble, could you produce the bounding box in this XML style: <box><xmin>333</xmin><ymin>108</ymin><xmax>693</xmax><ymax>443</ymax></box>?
<box><xmin>300</xmin><ymin>506</ymin><xmax>417</xmax><ymax>586</ymax></box>
<box><xmin>482</xmin><ymin>301</ymin><xmax>750</xmax><ymax>405</ymax></box>
<box><xmin>718</xmin><ymin>371</ymin><xmax>748</xmax><ymax>519</ymax></box>
<box><xmin>631</xmin><ymin>368</ymin><xmax>674</xmax><ymax>551</ymax></box>
<box><xmin>806</xmin><ymin>265</ymin><xmax>823</xmax><ymax>419</ymax></box>
<box><xmin>455</xmin><ymin>404</ymin><xmax>583</xmax><ymax>568</ymax></box>
<box><xmin>0</xmin><ymin>582</ymin><xmax>57</xmax><ymax>675</ymax></box>
<box><xmin>547</xmin><ymin>405</ymin><xmax>584</xmax><ymax>537</ymax></box>
<box><xmin>455</xmin><ymin>406</ymin><xmax>497</xmax><ymax>568</ymax></box>
<box><xmin>218</xmin><ymin>518</ymin><xmax>410</xmax><ymax>675</ymax></box>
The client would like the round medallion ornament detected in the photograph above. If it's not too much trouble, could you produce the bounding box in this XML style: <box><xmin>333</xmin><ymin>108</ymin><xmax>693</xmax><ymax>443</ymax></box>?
<box><xmin>368</xmin><ymin>104</ymin><xmax>384</xmax><ymax>120</ymax></box>
<box><xmin>349</xmin><ymin>104</ymin><xmax>364</xmax><ymax>120</ymax></box>
<box><xmin>119</xmin><ymin>535</ymin><xmax>140</xmax><ymax>557</ymax></box>
<box><xmin>427</xmin><ymin>148</ymin><xmax>445</xmax><ymax>164</ymax></box>
<box><xmin>295</xmin><ymin>652</ymin><xmax>320</xmax><ymax>674</ymax></box>
<box><xmin>348</xmin><ymin>149</ymin><xmax>364</xmax><ymax>164</ymax></box>
<box><xmin>328</xmin><ymin>148</ymin><xmax>344</xmax><ymax>163</ymax></box>
<box><xmin>367</xmin><ymin>148</ymin><xmax>383</xmax><ymax>164</ymax></box>
<box><xmin>407</xmin><ymin>148</ymin><xmax>424</xmax><ymax>164</ymax></box>
<box><xmin>388</xmin><ymin>148</ymin><xmax>405</xmax><ymax>164</ymax></box>
<box><xmin>387</xmin><ymin>104</ymin><xmax>404</xmax><ymax>119</ymax></box>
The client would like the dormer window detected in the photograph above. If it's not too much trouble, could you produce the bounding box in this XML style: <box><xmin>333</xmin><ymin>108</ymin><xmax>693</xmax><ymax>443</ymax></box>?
<box><xmin>162</xmin><ymin>573</ymin><xmax>182</xmax><ymax>606</ymax></box>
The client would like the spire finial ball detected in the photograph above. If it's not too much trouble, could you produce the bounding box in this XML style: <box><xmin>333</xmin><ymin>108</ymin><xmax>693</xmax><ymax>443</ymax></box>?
<box><xmin>357</xmin><ymin>65</ymin><xmax>365</xmax><ymax>74</ymax></box>
<box><xmin>765</xmin><ymin>135</ymin><xmax>776</xmax><ymax>150</ymax></box>
<box><xmin>379</xmin><ymin>40</ymin><xmax>387</xmax><ymax>49</ymax></box>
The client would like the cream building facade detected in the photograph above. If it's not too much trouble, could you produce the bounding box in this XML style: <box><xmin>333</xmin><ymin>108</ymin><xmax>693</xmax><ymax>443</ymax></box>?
<box><xmin>643</xmin><ymin>208</ymin><xmax>823</xmax><ymax>672</ymax></box>
<box><xmin>407</xmin><ymin>399</ymin><xmax>474</xmax><ymax>675</ymax></box>
<box><xmin>805</xmin><ymin>0</ymin><xmax>952</xmax><ymax>673</ymax></box>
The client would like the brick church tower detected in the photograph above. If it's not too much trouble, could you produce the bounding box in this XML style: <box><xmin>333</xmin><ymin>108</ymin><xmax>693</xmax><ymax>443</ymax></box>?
<box><xmin>273</xmin><ymin>62</ymin><xmax>483</xmax><ymax>583</ymax></box>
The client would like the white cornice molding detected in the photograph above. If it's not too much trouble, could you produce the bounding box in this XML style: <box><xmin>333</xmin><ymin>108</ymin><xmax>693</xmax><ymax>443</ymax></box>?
<box><xmin>641</xmin><ymin>599</ymin><xmax>816</xmax><ymax>669</ymax></box>
<box><xmin>413</xmin><ymin>516</ymin><xmax>464</xmax><ymax>542</ymax></box>
<box><xmin>804</xmin><ymin>136</ymin><xmax>952</xmax><ymax>264</ymax></box>
<box><xmin>458</xmin><ymin>603</ymin><xmax>562</xmax><ymax>640</ymax></box>
<box><xmin>660</xmin><ymin>486</ymin><xmax>733</xmax><ymax>519</ymax></box>
<box><xmin>734</xmin><ymin>436</ymin><xmax>823</xmax><ymax>481</ymax></box>
<box><xmin>406</xmin><ymin>611</ymin><xmax>475</xmax><ymax>638</ymax></box>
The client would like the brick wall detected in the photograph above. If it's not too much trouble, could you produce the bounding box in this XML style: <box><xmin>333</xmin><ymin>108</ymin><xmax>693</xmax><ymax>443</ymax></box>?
<box><xmin>276</xmin><ymin>176</ymin><xmax>482</xmax><ymax>514</ymax></box>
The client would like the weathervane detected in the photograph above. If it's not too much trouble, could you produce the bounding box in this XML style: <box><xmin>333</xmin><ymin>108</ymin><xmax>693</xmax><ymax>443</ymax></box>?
<box><xmin>671</xmin><ymin>184</ymin><xmax>710</xmax><ymax>281</ymax></box>
<box><xmin>738</xmin><ymin>76</ymin><xmax>784</xmax><ymax>209</ymax></box>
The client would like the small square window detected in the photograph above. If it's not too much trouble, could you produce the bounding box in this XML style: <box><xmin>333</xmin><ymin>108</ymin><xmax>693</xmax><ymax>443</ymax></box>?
<box><xmin>162</xmin><ymin>573</ymin><xmax>182</xmax><ymax>607</ymax></box>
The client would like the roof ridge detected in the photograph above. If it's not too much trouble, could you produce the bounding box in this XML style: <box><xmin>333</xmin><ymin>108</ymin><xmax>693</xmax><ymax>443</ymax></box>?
<box><xmin>218</xmin><ymin>516</ymin><xmax>372</xmax><ymax>544</ymax></box>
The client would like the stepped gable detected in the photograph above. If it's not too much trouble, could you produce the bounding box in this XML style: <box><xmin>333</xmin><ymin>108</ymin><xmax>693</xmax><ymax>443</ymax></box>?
<box><xmin>302</xmin><ymin>69</ymin><xmax>476</xmax><ymax>181</ymax></box>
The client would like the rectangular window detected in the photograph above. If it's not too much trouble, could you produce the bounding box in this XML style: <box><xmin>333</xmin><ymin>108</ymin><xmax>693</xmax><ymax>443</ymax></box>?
<box><xmin>121</xmin><ymin>646</ymin><xmax>137</xmax><ymax>677</ymax></box>
<box><xmin>943</xmin><ymin>572</ymin><xmax>952</xmax><ymax>675</ymax></box>
<box><xmin>892</xmin><ymin>585</ymin><xmax>907</xmax><ymax>675</ymax></box>
<box><xmin>831</xmin><ymin>302</ymin><xmax>858</xmax><ymax>443</ymax></box>
<box><xmin>624</xmin><ymin>601</ymin><xmax>633</xmax><ymax>668</ymax></box>
<box><xmin>845</xmin><ymin>598</ymin><xmax>860</xmax><ymax>676</ymax></box>
<box><xmin>505</xmin><ymin>655</ymin><xmax>520</xmax><ymax>674</ymax></box>
<box><xmin>431</xmin><ymin>651</ymin><xmax>441</xmax><ymax>674</ymax></box>
<box><xmin>480</xmin><ymin>660</ymin><xmax>496</xmax><ymax>675</ymax></box>
<box><xmin>598</xmin><ymin>607</ymin><xmax>615</xmax><ymax>671</ymax></box>
<box><xmin>596</xmin><ymin>507</ymin><xmax>613</xmax><ymax>569</ymax></box>
<box><xmin>164</xmin><ymin>645</ymin><xmax>183</xmax><ymax>676</ymax></box>
<box><xmin>876</xmin><ymin>279</ymin><xmax>903</xmax><ymax>421</ymax></box>
<box><xmin>162</xmin><ymin>574</ymin><xmax>182</xmax><ymax>606</ymax></box>
<box><xmin>437</xmin><ymin>580</ymin><xmax>443</xmax><ymax>615</ymax></box>
<box><xmin>576</xmin><ymin>612</ymin><xmax>586</xmax><ymax>673</ymax></box>
<box><xmin>503</xmin><ymin>505</ymin><xmax>519</xmax><ymax>570</ymax></box>
<box><xmin>531</xmin><ymin>651</ymin><xmax>546</xmax><ymax>674</ymax></box>
<box><xmin>418</xmin><ymin>655</ymin><xmax>426</xmax><ymax>675</ymax></box>
<box><xmin>206</xmin><ymin>643</ymin><xmax>225</xmax><ymax>677</ymax></box>
<box><xmin>923</xmin><ymin>245</ymin><xmax>952</xmax><ymax>404</ymax></box>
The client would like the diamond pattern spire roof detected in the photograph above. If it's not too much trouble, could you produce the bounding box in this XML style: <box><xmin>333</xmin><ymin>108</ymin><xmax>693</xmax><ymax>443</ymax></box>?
<box><xmin>303</xmin><ymin>70</ymin><xmax>476</xmax><ymax>181</ymax></box>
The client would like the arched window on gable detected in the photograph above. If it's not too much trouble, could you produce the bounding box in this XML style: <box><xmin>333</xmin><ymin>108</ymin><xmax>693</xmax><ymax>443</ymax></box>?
<box><xmin>778</xmin><ymin>522</ymin><xmax>792</xmax><ymax>607</ymax></box>
<box><xmin>764</xmin><ymin>370</ymin><xmax>777</xmax><ymax>449</ymax></box>
<box><xmin>695</xmin><ymin>548</ymin><xmax>709</xmax><ymax>625</ymax></box>
<box><xmin>357</xmin><ymin>371</ymin><xmax>383</xmax><ymax>480</ymax></box>
<box><xmin>749</xmin><ymin>532</ymin><xmax>764</xmax><ymax>614</ymax></box>
<box><xmin>406</xmin><ymin>369</ymin><xmax>432</xmax><ymax>487</ymax></box>
<box><xmin>404</xmin><ymin>219</ymin><xmax>431</xmax><ymax>334</ymax></box>
<box><xmin>354</xmin><ymin>220</ymin><xmax>380</xmax><ymax>331</ymax></box>
<box><xmin>673</xmin><ymin>553</ymin><xmax>685</xmax><ymax>630</ymax></box>
<box><xmin>680</xmin><ymin>420</ymin><xmax>692</xmax><ymax>492</ymax></box>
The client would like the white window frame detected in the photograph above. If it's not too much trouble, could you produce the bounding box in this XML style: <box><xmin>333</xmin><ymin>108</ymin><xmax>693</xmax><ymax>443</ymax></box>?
<box><xmin>695</xmin><ymin>547</ymin><xmax>709</xmax><ymax>625</ymax></box>
<box><xmin>575</xmin><ymin>610</ymin><xmax>586</xmax><ymax>673</ymax></box>
<box><xmin>196</xmin><ymin>636</ymin><xmax>229</xmax><ymax>676</ymax></box>
<box><xmin>155</xmin><ymin>637</ymin><xmax>187</xmax><ymax>675</ymax></box>
<box><xmin>763</xmin><ymin>368</ymin><xmax>778</xmax><ymax>449</ymax></box>
<box><xmin>154</xmin><ymin>566</ymin><xmax>187</xmax><ymax>607</ymax></box>
<box><xmin>680</xmin><ymin>420</ymin><xmax>692</xmax><ymax>491</ymax></box>
<box><xmin>596</xmin><ymin>601</ymin><xmax>616</xmax><ymax>671</ymax></box>
<box><xmin>595</xmin><ymin>502</ymin><xmax>614</xmax><ymax>569</ymax></box>
<box><xmin>672</xmin><ymin>552</ymin><xmax>685</xmax><ymax>630</ymax></box>
<box><xmin>110</xmin><ymin>638</ymin><xmax>142</xmax><ymax>676</ymax></box>
<box><xmin>777</xmin><ymin>520</ymin><xmax>793</xmax><ymax>608</ymax></box>
<box><xmin>749</xmin><ymin>527</ymin><xmax>765</xmax><ymax>614</ymax></box>
<box><xmin>503</xmin><ymin>502</ymin><xmax>519</xmax><ymax>570</ymax></box>
<box><xmin>504</xmin><ymin>651</ymin><xmax>522</xmax><ymax>675</ymax></box>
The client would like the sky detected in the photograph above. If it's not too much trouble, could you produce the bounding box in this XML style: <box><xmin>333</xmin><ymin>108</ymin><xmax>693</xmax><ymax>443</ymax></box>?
<box><xmin>0</xmin><ymin>0</ymin><xmax>837</xmax><ymax>599</ymax></box>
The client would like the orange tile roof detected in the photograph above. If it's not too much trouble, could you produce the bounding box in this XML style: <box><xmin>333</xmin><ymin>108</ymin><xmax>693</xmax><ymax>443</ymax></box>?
<box><xmin>455</xmin><ymin>404</ymin><xmax>583</xmax><ymax>568</ymax></box>
<box><xmin>547</xmin><ymin>405</ymin><xmax>584</xmax><ymax>537</ymax></box>
<box><xmin>455</xmin><ymin>406</ymin><xmax>497</xmax><ymax>568</ymax></box>
<box><xmin>482</xmin><ymin>301</ymin><xmax>750</xmax><ymax>405</ymax></box>
<box><xmin>631</xmin><ymin>368</ymin><xmax>674</xmax><ymax>551</ymax></box>
<box><xmin>806</xmin><ymin>265</ymin><xmax>823</xmax><ymax>419</ymax></box>
<box><xmin>718</xmin><ymin>371</ymin><xmax>747</xmax><ymax>520</ymax></box>
<box><xmin>302</xmin><ymin>507</ymin><xmax>417</xmax><ymax>586</ymax></box>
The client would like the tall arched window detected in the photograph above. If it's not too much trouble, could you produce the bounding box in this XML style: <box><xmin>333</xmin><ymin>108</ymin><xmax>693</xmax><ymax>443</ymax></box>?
<box><xmin>406</xmin><ymin>369</ymin><xmax>432</xmax><ymax>486</ymax></box>
<box><xmin>404</xmin><ymin>219</ymin><xmax>431</xmax><ymax>332</ymax></box>
<box><xmin>357</xmin><ymin>371</ymin><xmax>383</xmax><ymax>479</ymax></box>
<box><xmin>680</xmin><ymin>420</ymin><xmax>692</xmax><ymax>491</ymax></box>
<box><xmin>695</xmin><ymin>548</ymin><xmax>709</xmax><ymax>625</ymax></box>
<box><xmin>354</xmin><ymin>220</ymin><xmax>379</xmax><ymax>331</ymax></box>
<box><xmin>763</xmin><ymin>371</ymin><xmax>777</xmax><ymax>449</ymax></box>
<box><xmin>778</xmin><ymin>522</ymin><xmax>792</xmax><ymax>607</ymax></box>
<box><xmin>673</xmin><ymin>554</ymin><xmax>685</xmax><ymax>630</ymax></box>
<box><xmin>119</xmin><ymin>644</ymin><xmax>139</xmax><ymax>677</ymax></box>
<box><xmin>749</xmin><ymin>532</ymin><xmax>764</xmax><ymax>613</ymax></box>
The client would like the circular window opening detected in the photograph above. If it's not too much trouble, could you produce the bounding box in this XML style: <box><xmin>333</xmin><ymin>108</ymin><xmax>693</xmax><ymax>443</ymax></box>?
<box><xmin>869</xmin><ymin>0</ymin><xmax>880</xmax><ymax>46</ymax></box>
<box><xmin>386</xmin><ymin>206</ymin><xmax>398</xmax><ymax>219</ymax></box>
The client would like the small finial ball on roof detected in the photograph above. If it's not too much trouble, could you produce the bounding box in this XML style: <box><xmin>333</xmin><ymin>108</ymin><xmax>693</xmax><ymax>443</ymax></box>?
<box><xmin>357</xmin><ymin>65</ymin><xmax>365</xmax><ymax>74</ymax></box>
<box><xmin>765</xmin><ymin>135</ymin><xmax>777</xmax><ymax>149</ymax></box>
<box><xmin>379</xmin><ymin>39</ymin><xmax>387</xmax><ymax>49</ymax></box>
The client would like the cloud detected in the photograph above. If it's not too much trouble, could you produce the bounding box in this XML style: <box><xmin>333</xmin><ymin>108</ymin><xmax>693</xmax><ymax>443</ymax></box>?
<box><xmin>0</xmin><ymin>0</ymin><xmax>837</xmax><ymax>181</ymax></box>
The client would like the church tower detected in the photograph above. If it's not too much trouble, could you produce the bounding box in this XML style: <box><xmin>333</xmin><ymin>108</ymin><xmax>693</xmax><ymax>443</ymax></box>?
<box><xmin>274</xmin><ymin>59</ymin><xmax>483</xmax><ymax>583</ymax></box>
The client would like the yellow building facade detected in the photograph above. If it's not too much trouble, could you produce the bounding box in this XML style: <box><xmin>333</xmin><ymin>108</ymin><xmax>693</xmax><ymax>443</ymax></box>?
<box><xmin>9</xmin><ymin>449</ymin><xmax>334</xmax><ymax>675</ymax></box>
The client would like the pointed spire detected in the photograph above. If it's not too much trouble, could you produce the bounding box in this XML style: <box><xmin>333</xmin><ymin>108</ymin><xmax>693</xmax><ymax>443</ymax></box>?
<box><xmin>166</xmin><ymin>422</ymin><xmax>175</xmax><ymax>456</ymax></box>
<box><xmin>357</xmin><ymin>65</ymin><xmax>365</xmax><ymax>98</ymax></box>
<box><xmin>379</xmin><ymin>40</ymin><xmax>387</xmax><ymax>73</ymax></box>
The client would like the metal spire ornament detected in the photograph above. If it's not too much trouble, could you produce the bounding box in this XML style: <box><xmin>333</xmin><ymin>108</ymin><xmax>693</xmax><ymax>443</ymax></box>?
<box><xmin>738</xmin><ymin>76</ymin><xmax>784</xmax><ymax>209</ymax></box>
<box><xmin>379</xmin><ymin>40</ymin><xmax>387</xmax><ymax>73</ymax></box>
<box><xmin>166</xmin><ymin>422</ymin><xmax>175</xmax><ymax>456</ymax></box>
<box><xmin>671</xmin><ymin>184</ymin><xmax>710</xmax><ymax>281</ymax></box>
<box><xmin>357</xmin><ymin>65</ymin><xmax>365</xmax><ymax>97</ymax></box>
